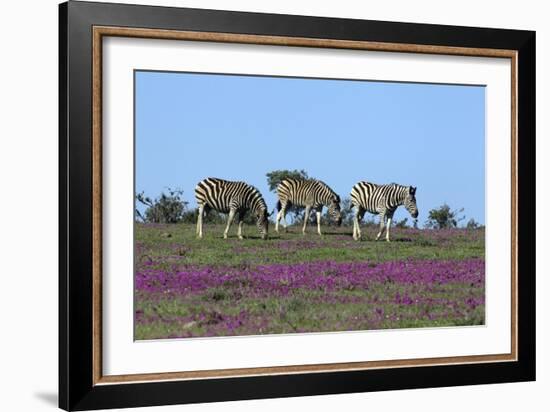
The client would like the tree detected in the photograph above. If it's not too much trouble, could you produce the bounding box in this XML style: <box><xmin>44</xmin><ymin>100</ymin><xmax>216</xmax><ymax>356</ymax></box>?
<box><xmin>425</xmin><ymin>203</ymin><xmax>465</xmax><ymax>229</ymax></box>
<box><xmin>265</xmin><ymin>169</ymin><xmax>309</xmax><ymax>192</ymax></box>
<box><xmin>136</xmin><ymin>188</ymin><xmax>188</xmax><ymax>223</ymax></box>
<box><xmin>466</xmin><ymin>218</ymin><xmax>481</xmax><ymax>229</ymax></box>
<box><xmin>266</xmin><ymin>169</ymin><xmax>310</xmax><ymax>222</ymax></box>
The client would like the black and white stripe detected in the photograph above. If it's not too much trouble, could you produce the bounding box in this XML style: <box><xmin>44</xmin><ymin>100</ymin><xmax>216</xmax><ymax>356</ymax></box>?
<box><xmin>350</xmin><ymin>181</ymin><xmax>418</xmax><ymax>241</ymax></box>
<box><xmin>195</xmin><ymin>177</ymin><xmax>269</xmax><ymax>240</ymax></box>
<box><xmin>275</xmin><ymin>178</ymin><xmax>342</xmax><ymax>235</ymax></box>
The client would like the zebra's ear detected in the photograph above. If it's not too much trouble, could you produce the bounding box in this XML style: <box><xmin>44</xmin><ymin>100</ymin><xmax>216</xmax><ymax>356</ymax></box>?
<box><xmin>410</xmin><ymin>186</ymin><xmax>417</xmax><ymax>195</ymax></box>
<box><xmin>333</xmin><ymin>195</ymin><xmax>341</xmax><ymax>203</ymax></box>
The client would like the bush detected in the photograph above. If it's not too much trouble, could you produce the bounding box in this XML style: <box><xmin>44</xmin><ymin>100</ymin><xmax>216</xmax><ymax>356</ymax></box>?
<box><xmin>265</xmin><ymin>169</ymin><xmax>310</xmax><ymax>192</ymax></box>
<box><xmin>136</xmin><ymin>188</ymin><xmax>187</xmax><ymax>223</ymax></box>
<box><xmin>466</xmin><ymin>218</ymin><xmax>482</xmax><ymax>229</ymax></box>
<box><xmin>181</xmin><ymin>208</ymin><xmax>227</xmax><ymax>224</ymax></box>
<box><xmin>425</xmin><ymin>203</ymin><xmax>464</xmax><ymax>229</ymax></box>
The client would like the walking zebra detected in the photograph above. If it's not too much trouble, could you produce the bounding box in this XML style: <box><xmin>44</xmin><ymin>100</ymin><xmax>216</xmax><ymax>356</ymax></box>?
<box><xmin>195</xmin><ymin>177</ymin><xmax>269</xmax><ymax>240</ymax></box>
<box><xmin>275</xmin><ymin>178</ymin><xmax>342</xmax><ymax>236</ymax></box>
<box><xmin>350</xmin><ymin>181</ymin><xmax>418</xmax><ymax>241</ymax></box>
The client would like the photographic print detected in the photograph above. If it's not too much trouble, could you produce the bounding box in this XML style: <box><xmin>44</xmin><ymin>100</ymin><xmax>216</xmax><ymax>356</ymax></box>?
<box><xmin>134</xmin><ymin>71</ymin><xmax>486</xmax><ymax>340</ymax></box>
<box><xmin>60</xmin><ymin>3</ymin><xmax>535</xmax><ymax>408</ymax></box>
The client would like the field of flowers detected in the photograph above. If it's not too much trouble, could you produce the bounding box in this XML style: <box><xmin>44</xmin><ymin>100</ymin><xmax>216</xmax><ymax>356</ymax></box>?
<box><xmin>135</xmin><ymin>224</ymin><xmax>485</xmax><ymax>339</ymax></box>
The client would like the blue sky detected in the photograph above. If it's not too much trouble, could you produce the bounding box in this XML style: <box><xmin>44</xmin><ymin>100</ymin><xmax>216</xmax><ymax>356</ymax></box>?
<box><xmin>135</xmin><ymin>71</ymin><xmax>485</xmax><ymax>225</ymax></box>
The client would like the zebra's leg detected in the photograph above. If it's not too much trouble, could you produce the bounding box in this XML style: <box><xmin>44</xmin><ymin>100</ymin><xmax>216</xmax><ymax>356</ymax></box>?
<box><xmin>196</xmin><ymin>204</ymin><xmax>204</xmax><ymax>238</ymax></box>
<box><xmin>275</xmin><ymin>202</ymin><xmax>285</xmax><ymax>233</ymax></box>
<box><xmin>375</xmin><ymin>212</ymin><xmax>386</xmax><ymax>241</ymax></box>
<box><xmin>353</xmin><ymin>207</ymin><xmax>362</xmax><ymax>241</ymax></box>
<box><xmin>302</xmin><ymin>205</ymin><xmax>311</xmax><ymax>235</ymax></box>
<box><xmin>282</xmin><ymin>207</ymin><xmax>289</xmax><ymax>232</ymax></box>
<box><xmin>238</xmin><ymin>221</ymin><xmax>244</xmax><ymax>240</ymax></box>
<box><xmin>316</xmin><ymin>209</ymin><xmax>322</xmax><ymax>236</ymax></box>
<box><xmin>223</xmin><ymin>209</ymin><xmax>236</xmax><ymax>239</ymax></box>
<box><xmin>357</xmin><ymin>209</ymin><xmax>366</xmax><ymax>240</ymax></box>
<box><xmin>386</xmin><ymin>211</ymin><xmax>395</xmax><ymax>242</ymax></box>
<box><xmin>237</xmin><ymin>211</ymin><xmax>245</xmax><ymax>240</ymax></box>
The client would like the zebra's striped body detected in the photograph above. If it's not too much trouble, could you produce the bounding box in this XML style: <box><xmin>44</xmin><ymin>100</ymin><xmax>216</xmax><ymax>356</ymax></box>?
<box><xmin>195</xmin><ymin>177</ymin><xmax>269</xmax><ymax>240</ymax></box>
<box><xmin>350</xmin><ymin>181</ymin><xmax>418</xmax><ymax>241</ymax></box>
<box><xmin>275</xmin><ymin>178</ymin><xmax>342</xmax><ymax>235</ymax></box>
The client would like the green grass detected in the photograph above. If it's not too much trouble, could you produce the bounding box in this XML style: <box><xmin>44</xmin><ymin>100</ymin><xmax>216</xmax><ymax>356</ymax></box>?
<box><xmin>135</xmin><ymin>223</ymin><xmax>484</xmax><ymax>266</ymax></box>
<box><xmin>135</xmin><ymin>223</ymin><xmax>485</xmax><ymax>339</ymax></box>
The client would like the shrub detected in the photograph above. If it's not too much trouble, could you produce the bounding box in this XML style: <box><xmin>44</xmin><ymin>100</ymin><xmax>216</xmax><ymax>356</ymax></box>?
<box><xmin>466</xmin><ymin>218</ymin><xmax>482</xmax><ymax>229</ymax></box>
<box><xmin>425</xmin><ymin>203</ymin><xmax>465</xmax><ymax>229</ymax></box>
<box><xmin>136</xmin><ymin>188</ymin><xmax>187</xmax><ymax>223</ymax></box>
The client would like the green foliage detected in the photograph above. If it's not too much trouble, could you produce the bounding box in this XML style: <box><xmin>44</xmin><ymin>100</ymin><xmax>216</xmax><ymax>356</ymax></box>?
<box><xmin>425</xmin><ymin>203</ymin><xmax>465</xmax><ymax>229</ymax></box>
<box><xmin>136</xmin><ymin>188</ymin><xmax>188</xmax><ymax>223</ymax></box>
<box><xmin>466</xmin><ymin>218</ymin><xmax>482</xmax><ymax>229</ymax></box>
<box><xmin>180</xmin><ymin>209</ymin><xmax>198</xmax><ymax>224</ymax></box>
<box><xmin>265</xmin><ymin>169</ymin><xmax>309</xmax><ymax>192</ymax></box>
<box><xmin>180</xmin><ymin>208</ymin><xmax>226</xmax><ymax>224</ymax></box>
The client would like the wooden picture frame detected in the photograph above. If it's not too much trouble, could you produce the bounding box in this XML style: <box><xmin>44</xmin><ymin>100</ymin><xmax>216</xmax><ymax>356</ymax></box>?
<box><xmin>59</xmin><ymin>1</ymin><xmax>535</xmax><ymax>410</ymax></box>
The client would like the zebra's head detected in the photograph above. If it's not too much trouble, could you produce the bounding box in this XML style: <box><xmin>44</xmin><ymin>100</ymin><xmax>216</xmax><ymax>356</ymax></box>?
<box><xmin>255</xmin><ymin>207</ymin><xmax>269</xmax><ymax>240</ymax></box>
<box><xmin>404</xmin><ymin>186</ymin><xmax>419</xmax><ymax>219</ymax></box>
<box><xmin>328</xmin><ymin>195</ymin><xmax>343</xmax><ymax>226</ymax></box>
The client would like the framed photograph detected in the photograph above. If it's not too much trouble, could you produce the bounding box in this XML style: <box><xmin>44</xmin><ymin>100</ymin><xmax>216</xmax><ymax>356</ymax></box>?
<box><xmin>59</xmin><ymin>1</ymin><xmax>535</xmax><ymax>410</ymax></box>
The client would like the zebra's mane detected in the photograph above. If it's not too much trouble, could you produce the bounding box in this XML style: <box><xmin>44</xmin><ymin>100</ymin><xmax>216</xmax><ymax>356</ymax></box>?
<box><xmin>382</xmin><ymin>182</ymin><xmax>408</xmax><ymax>190</ymax></box>
<box><xmin>389</xmin><ymin>183</ymin><xmax>409</xmax><ymax>193</ymax></box>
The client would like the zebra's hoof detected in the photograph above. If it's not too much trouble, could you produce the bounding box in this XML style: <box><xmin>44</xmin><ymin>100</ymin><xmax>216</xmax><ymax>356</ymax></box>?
<box><xmin>238</xmin><ymin>236</ymin><xmax>244</xmax><ymax>240</ymax></box>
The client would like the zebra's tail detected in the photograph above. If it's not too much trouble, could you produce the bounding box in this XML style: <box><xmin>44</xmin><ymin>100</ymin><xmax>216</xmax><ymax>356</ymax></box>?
<box><xmin>275</xmin><ymin>200</ymin><xmax>282</xmax><ymax>211</ymax></box>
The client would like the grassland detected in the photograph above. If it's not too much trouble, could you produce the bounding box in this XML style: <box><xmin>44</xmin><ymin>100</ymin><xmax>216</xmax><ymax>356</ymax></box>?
<box><xmin>135</xmin><ymin>223</ymin><xmax>485</xmax><ymax>339</ymax></box>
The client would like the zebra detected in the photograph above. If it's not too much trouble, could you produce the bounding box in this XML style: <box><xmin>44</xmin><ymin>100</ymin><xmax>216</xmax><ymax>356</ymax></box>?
<box><xmin>195</xmin><ymin>177</ymin><xmax>269</xmax><ymax>240</ymax></box>
<box><xmin>275</xmin><ymin>178</ymin><xmax>342</xmax><ymax>236</ymax></box>
<box><xmin>350</xmin><ymin>181</ymin><xmax>418</xmax><ymax>241</ymax></box>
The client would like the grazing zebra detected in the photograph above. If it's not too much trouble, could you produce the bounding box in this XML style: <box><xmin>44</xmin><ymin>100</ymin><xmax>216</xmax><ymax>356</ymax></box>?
<box><xmin>350</xmin><ymin>181</ymin><xmax>418</xmax><ymax>241</ymax></box>
<box><xmin>275</xmin><ymin>178</ymin><xmax>342</xmax><ymax>236</ymax></box>
<box><xmin>195</xmin><ymin>177</ymin><xmax>269</xmax><ymax>240</ymax></box>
